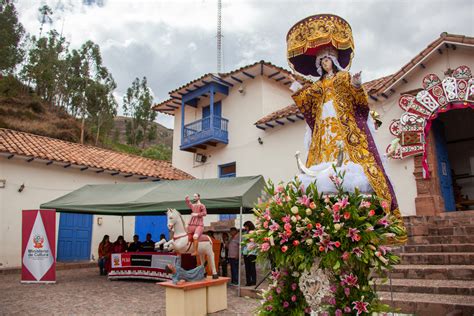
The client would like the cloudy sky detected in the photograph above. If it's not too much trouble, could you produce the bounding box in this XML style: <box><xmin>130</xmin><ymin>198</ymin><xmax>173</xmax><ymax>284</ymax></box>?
<box><xmin>17</xmin><ymin>0</ymin><xmax>473</xmax><ymax>128</ymax></box>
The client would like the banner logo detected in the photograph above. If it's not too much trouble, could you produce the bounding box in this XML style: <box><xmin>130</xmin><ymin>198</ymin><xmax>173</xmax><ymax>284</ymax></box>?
<box><xmin>33</xmin><ymin>235</ymin><xmax>44</xmax><ymax>249</ymax></box>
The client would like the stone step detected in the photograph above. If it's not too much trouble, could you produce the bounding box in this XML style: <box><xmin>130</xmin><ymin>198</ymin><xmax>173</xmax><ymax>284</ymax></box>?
<box><xmin>428</xmin><ymin>225</ymin><xmax>474</xmax><ymax>236</ymax></box>
<box><xmin>408</xmin><ymin>235</ymin><xmax>474</xmax><ymax>245</ymax></box>
<box><xmin>401</xmin><ymin>243</ymin><xmax>474</xmax><ymax>253</ymax></box>
<box><xmin>379</xmin><ymin>291</ymin><xmax>474</xmax><ymax>316</ymax></box>
<box><xmin>399</xmin><ymin>252</ymin><xmax>474</xmax><ymax>265</ymax></box>
<box><xmin>388</xmin><ymin>264</ymin><xmax>474</xmax><ymax>280</ymax></box>
<box><xmin>375</xmin><ymin>278</ymin><xmax>474</xmax><ymax>296</ymax></box>
<box><xmin>404</xmin><ymin>210</ymin><xmax>474</xmax><ymax>225</ymax></box>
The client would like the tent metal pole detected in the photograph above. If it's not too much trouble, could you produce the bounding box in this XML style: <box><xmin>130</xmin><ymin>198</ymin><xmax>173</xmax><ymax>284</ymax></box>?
<box><xmin>238</xmin><ymin>206</ymin><xmax>243</xmax><ymax>297</ymax></box>
<box><xmin>121</xmin><ymin>215</ymin><xmax>124</xmax><ymax>236</ymax></box>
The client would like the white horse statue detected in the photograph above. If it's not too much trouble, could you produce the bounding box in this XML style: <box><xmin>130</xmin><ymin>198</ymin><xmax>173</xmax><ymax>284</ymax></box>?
<box><xmin>165</xmin><ymin>208</ymin><xmax>218</xmax><ymax>279</ymax></box>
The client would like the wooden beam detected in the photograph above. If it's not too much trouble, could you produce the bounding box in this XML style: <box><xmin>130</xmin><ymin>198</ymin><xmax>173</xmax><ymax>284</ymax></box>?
<box><xmin>420</xmin><ymin>63</ymin><xmax>426</xmax><ymax>69</ymax></box>
<box><xmin>287</xmin><ymin>117</ymin><xmax>295</xmax><ymax>123</ymax></box>
<box><xmin>80</xmin><ymin>166</ymin><xmax>88</xmax><ymax>171</ymax></box>
<box><xmin>124</xmin><ymin>174</ymin><xmax>133</xmax><ymax>178</ymax></box>
<box><xmin>242</xmin><ymin>71</ymin><xmax>255</xmax><ymax>79</ymax></box>
<box><xmin>46</xmin><ymin>161</ymin><xmax>53</xmax><ymax>165</ymax></box>
<box><xmin>296</xmin><ymin>114</ymin><xmax>304</xmax><ymax>120</ymax></box>
<box><xmin>381</xmin><ymin>93</ymin><xmax>389</xmax><ymax>99</ymax></box>
<box><xmin>268</xmin><ymin>71</ymin><xmax>280</xmax><ymax>78</ymax></box>
<box><xmin>275</xmin><ymin>76</ymin><xmax>286</xmax><ymax>81</ymax></box>
<box><xmin>275</xmin><ymin>120</ymin><xmax>284</xmax><ymax>125</ymax></box>
<box><xmin>369</xmin><ymin>95</ymin><xmax>378</xmax><ymax>101</ymax></box>
<box><xmin>139</xmin><ymin>176</ymin><xmax>148</xmax><ymax>180</ymax></box>
<box><xmin>195</xmin><ymin>144</ymin><xmax>207</xmax><ymax>150</ymax></box>
<box><xmin>260</xmin><ymin>62</ymin><xmax>264</xmax><ymax>76</ymax></box>
<box><xmin>390</xmin><ymin>88</ymin><xmax>396</xmax><ymax>93</ymax></box>
<box><xmin>207</xmin><ymin>142</ymin><xmax>217</xmax><ymax>147</ymax></box>
<box><xmin>230</xmin><ymin>75</ymin><xmax>243</xmax><ymax>83</ymax></box>
<box><xmin>26</xmin><ymin>157</ymin><xmax>34</xmax><ymax>162</ymax></box>
<box><xmin>402</xmin><ymin>78</ymin><xmax>408</xmax><ymax>84</ymax></box>
<box><xmin>152</xmin><ymin>179</ymin><xmax>161</xmax><ymax>182</ymax></box>
<box><xmin>63</xmin><ymin>163</ymin><xmax>71</xmax><ymax>168</ymax></box>
<box><xmin>265</xmin><ymin>123</ymin><xmax>274</xmax><ymax>128</ymax></box>
<box><xmin>284</xmin><ymin>81</ymin><xmax>291</xmax><ymax>85</ymax></box>
<box><xmin>96</xmin><ymin>169</ymin><xmax>104</xmax><ymax>173</ymax></box>
<box><xmin>111</xmin><ymin>172</ymin><xmax>120</xmax><ymax>176</ymax></box>
<box><xmin>437</xmin><ymin>48</ymin><xmax>443</xmax><ymax>54</ymax></box>
<box><xmin>256</xmin><ymin>125</ymin><xmax>266</xmax><ymax>130</ymax></box>
<box><xmin>7</xmin><ymin>154</ymin><xmax>14</xmax><ymax>159</ymax></box>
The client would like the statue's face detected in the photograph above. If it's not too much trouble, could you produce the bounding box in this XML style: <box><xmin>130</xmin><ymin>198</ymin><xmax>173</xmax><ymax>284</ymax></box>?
<box><xmin>193</xmin><ymin>194</ymin><xmax>200</xmax><ymax>202</ymax></box>
<box><xmin>321</xmin><ymin>57</ymin><xmax>333</xmax><ymax>73</ymax></box>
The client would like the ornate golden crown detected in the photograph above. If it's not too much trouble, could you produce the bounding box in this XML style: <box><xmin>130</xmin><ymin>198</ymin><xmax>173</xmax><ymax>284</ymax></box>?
<box><xmin>287</xmin><ymin>14</ymin><xmax>354</xmax><ymax>76</ymax></box>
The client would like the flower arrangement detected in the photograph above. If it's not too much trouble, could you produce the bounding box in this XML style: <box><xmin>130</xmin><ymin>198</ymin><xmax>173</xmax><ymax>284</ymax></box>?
<box><xmin>245</xmin><ymin>170</ymin><xmax>406</xmax><ymax>315</ymax></box>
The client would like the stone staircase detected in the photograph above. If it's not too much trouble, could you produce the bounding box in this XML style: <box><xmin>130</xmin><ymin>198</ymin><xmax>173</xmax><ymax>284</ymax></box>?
<box><xmin>378</xmin><ymin>210</ymin><xmax>474</xmax><ymax>316</ymax></box>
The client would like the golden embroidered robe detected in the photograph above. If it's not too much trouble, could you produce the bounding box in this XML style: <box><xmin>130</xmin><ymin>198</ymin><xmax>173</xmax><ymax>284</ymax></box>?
<box><xmin>292</xmin><ymin>71</ymin><xmax>399</xmax><ymax>213</ymax></box>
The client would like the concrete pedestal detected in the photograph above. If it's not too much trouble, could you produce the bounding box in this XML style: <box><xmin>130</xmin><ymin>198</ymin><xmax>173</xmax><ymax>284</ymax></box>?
<box><xmin>159</xmin><ymin>276</ymin><xmax>230</xmax><ymax>316</ymax></box>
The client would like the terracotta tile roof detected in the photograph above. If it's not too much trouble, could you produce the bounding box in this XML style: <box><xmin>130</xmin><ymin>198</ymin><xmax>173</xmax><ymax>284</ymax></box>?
<box><xmin>370</xmin><ymin>33</ymin><xmax>474</xmax><ymax>95</ymax></box>
<box><xmin>0</xmin><ymin>128</ymin><xmax>193</xmax><ymax>180</ymax></box>
<box><xmin>255</xmin><ymin>104</ymin><xmax>300</xmax><ymax>125</ymax></box>
<box><xmin>154</xmin><ymin>60</ymin><xmax>309</xmax><ymax>115</ymax></box>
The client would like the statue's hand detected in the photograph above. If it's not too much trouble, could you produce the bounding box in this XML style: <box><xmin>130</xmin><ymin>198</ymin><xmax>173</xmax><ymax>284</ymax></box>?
<box><xmin>351</xmin><ymin>71</ymin><xmax>362</xmax><ymax>88</ymax></box>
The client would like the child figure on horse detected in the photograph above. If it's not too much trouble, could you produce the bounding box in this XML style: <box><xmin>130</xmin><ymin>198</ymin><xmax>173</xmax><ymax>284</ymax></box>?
<box><xmin>185</xmin><ymin>193</ymin><xmax>207</xmax><ymax>256</ymax></box>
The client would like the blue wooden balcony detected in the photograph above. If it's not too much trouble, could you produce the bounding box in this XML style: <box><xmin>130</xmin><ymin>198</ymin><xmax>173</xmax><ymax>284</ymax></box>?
<box><xmin>180</xmin><ymin>115</ymin><xmax>229</xmax><ymax>152</ymax></box>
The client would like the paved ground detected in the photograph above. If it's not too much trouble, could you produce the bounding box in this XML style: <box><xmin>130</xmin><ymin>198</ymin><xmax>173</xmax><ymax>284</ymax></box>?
<box><xmin>0</xmin><ymin>268</ymin><xmax>260</xmax><ymax>315</ymax></box>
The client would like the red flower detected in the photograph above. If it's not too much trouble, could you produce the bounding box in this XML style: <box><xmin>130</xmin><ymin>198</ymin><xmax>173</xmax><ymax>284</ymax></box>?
<box><xmin>319</xmin><ymin>246</ymin><xmax>325</xmax><ymax>252</ymax></box>
<box><xmin>333</xmin><ymin>204</ymin><xmax>341</xmax><ymax>212</ymax></box>
<box><xmin>334</xmin><ymin>241</ymin><xmax>341</xmax><ymax>248</ymax></box>
<box><xmin>343</xmin><ymin>212</ymin><xmax>351</xmax><ymax>220</ymax></box>
<box><xmin>342</xmin><ymin>251</ymin><xmax>350</xmax><ymax>261</ymax></box>
<box><xmin>307</xmin><ymin>223</ymin><xmax>313</xmax><ymax>229</ymax></box>
<box><xmin>293</xmin><ymin>240</ymin><xmax>300</xmax><ymax>246</ymax></box>
<box><xmin>368</xmin><ymin>209</ymin><xmax>375</xmax><ymax>217</ymax></box>
<box><xmin>281</xmin><ymin>245</ymin><xmax>288</xmax><ymax>253</ymax></box>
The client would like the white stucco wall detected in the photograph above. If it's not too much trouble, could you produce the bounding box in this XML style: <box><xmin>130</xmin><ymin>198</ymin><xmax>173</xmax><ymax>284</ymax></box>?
<box><xmin>370</xmin><ymin>45</ymin><xmax>474</xmax><ymax>215</ymax></box>
<box><xmin>0</xmin><ymin>157</ymin><xmax>138</xmax><ymax>268</ymax></box>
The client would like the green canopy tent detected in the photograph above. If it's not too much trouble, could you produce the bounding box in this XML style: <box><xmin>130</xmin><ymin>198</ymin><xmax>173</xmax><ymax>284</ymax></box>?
<box><xmin>41</xmin><ymin>175</ymin><xmax>266</xmax><ymax>295</ymax></box>
<box><xmin>41</xmin><ymin>175</ymin><xmax>266</xmax><ymax>215</ymax></box>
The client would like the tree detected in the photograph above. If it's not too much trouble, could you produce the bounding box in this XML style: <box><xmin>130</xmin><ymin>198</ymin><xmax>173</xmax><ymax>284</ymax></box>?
<box><xmin>122</xmin><ymin>76</ymin><xmax>156</xmax><ymax>148</ymax></box>
<box><xmin>69</xmin><ymin>40</ymin><xmax>116</xmax><ymax>144</ymax></box>
<box><xmin>21</xmin><ymin>30</ymin><xmax>68</xmax><ymax>105</ymax></box>
<box><xmin>0</xmin><ymin>0</ymin><xmax>25</xmax><ymax>74</ymax></box>
<box><xmin>38</xmin><ymin>5</ymin><xmax>52</xmax><ymax>38</ymax></box>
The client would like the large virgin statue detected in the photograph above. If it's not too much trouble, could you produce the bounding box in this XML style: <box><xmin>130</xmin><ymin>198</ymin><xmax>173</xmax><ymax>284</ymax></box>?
<box><xmin>287</xmin><ymin>14</ymin><xmax>399</xmax><ymax>214</ymax></box>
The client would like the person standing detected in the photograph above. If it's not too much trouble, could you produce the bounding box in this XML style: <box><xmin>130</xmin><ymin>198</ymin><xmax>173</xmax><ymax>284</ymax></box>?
<box><xmin>185</xmin><ymin>193</ymin><xmax>207</xmax><ymax>256</ymax></box>
<box><xmin>98</xmin><ymin>235</ymin><xmax>111</xmax><ymax>276</ymax></box>
<box><xmin>242</xmin><ymin>221</ymin><xmax>257</xmax><ymax>286</ymax></box>
<box><xmin>220</xmin><ymin>232</ymin><xmax>229</xmax><ymax>277</ymax></box>
<box><xmin>227</xmin><ymin>227</ymin><xmax>240</xmax><ymax>285</ymax></box>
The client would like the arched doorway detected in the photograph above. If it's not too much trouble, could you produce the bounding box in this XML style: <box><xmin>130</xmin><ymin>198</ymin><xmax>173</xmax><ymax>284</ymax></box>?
<box><xmin>386</xmin><ymin>65</ymin><xmax>474</xmax><ymax>215</ymax></box>
<box><xmin>433</xmin><ymin>108</ymin><xmax>474</xmax><ymax>211</ymax></box>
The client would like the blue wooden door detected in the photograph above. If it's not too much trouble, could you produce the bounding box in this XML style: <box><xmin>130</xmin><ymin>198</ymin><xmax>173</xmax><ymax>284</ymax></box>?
<box><xmin>57</xmin><ymin>213</ymin><xmax>93</xmax><ymax>261</ymax></box>
<box><xmin>432</xmin><ymin>120</ymin><xmax>456</xmax><ymax>211</ymax></box>
<box><xmin>202</xmin><ymin>102</ymin><xmax>222</xmax><ymax>130</ymax></box>
<box><xmin>219</xmin><ymin>162</ymin><xmax>237</xmax><ymax>221</ymax></box>
<box><xmin>135</xmin><ymin>215</ymin><xmax>169</xmax><ymax>242</ymax></box>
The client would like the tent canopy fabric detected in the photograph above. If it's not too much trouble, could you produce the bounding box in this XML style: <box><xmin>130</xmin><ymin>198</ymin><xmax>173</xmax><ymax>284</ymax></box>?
<box><xmin>40</xmin><ymin>176</ymin><xmax>266</xmax><ymax>216</ymax></box>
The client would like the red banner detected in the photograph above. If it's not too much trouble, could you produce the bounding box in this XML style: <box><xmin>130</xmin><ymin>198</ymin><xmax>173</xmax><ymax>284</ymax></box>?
<box><xmin>21</xmin><ymin>210</ymin><xmax>56</xmax><ymax>283</ymax></box>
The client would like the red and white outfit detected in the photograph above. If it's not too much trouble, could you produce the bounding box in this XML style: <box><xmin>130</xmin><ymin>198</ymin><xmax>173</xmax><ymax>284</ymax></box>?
<box><xmin>185</xmin><ymin>196</ymin><xmax>207</xmax><ymax>240</ymax></box>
